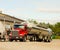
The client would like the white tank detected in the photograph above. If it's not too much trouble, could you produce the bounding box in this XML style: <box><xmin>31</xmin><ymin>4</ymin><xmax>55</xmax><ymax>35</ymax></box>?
<box><xmin>0</xmin><ymin>21</ymin><xmax>5</xmax><ymax>38</ymax></box>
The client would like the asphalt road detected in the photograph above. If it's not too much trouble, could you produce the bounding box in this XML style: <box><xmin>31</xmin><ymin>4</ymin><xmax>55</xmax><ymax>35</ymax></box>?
<box><xmin>0</xmin><ymin>39</ymin><xmax>60</xmax><ymax>50</ymax></box>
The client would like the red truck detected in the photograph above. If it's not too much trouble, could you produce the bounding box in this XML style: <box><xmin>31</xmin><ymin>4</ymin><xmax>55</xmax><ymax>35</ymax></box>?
<box><xmin>9</xmin><ymin>24</ymin><xmax>28</xmax><ymax>41</ymax></box>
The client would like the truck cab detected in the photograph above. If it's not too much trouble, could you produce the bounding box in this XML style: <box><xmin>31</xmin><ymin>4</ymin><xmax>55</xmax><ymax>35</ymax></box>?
<box><xmin>9</xmin><ymin>24</ymin><xmax>28</xmax><ymax>41</ymax></box>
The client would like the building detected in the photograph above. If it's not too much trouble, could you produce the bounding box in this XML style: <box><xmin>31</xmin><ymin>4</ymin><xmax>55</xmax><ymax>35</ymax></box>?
<box><xmin>0</xmin><ymin>12</ymin><xmax>24</xmax><ymax>30</ymax></box>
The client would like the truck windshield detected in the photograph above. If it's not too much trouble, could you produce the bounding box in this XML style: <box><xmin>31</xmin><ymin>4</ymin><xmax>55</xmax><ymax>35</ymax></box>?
<box><xmin>14</xmin><ymin>25</ymin><xmax>24</xmax><ymax>29</ymax></box>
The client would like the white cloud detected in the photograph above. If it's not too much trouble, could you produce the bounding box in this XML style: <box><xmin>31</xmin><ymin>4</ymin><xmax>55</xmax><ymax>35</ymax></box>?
<box><xmin>36</xmin><ymin>8</ymin><xmax>60</xmax><ymax>13</ymax></box>
<box><xmin>36</xmin><ymin>16</ymin><xmax>60</xmax><ymax>24</ymax></box>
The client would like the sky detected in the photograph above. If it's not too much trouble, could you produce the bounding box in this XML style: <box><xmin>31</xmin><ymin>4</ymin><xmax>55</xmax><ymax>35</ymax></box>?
<box><xmin>0</xmin><ymin>0</ymin><xmax>60</xmax><ymax>24</ymax></box>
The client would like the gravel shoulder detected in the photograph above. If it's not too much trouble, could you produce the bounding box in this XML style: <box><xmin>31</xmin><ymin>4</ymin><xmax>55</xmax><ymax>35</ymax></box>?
<box><xmin>0</xmin><ymin>39</ymin><xmax>60</xmax><ymax>50</ymax></box>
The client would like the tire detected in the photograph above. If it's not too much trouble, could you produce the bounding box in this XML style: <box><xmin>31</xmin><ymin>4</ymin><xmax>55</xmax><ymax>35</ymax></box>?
<box><xmin>46</xmin><ymin>39</ymin><xmax>51</xmax><ymax>42</ymax></box>
<box><xmin>34</xmin><ymin>36</ymin><xmax>37</xmax><ymax>41</ymax></box>
<box><xmin>23</xmin><ymin>36</ymin><xmax>27</xmax><ymax>42</ymax></box>
<box><xmin>39</xmin><ymin>35</ymin><xmax>43</xmax><ymax>41</ymax></box>
<box><xmin>32</xmin><ymin>36</ymin><xmax>35</xmax><ymax>41</ymax></box>
<box><xmin>19</xmin><ymin>39</ymin><xmax>23</xmax><ymax>42</ymax></box>
<box><xmin>44</xmin><ymin>39</ymin><xmax>48</xmax><ymax>42</ymax></box>
<box><xmin>9</xmin><ymin>39</ymin><xmax>13</xmax><ymax>42</ymax></box>
<box><xmin>48</xmin><ymin>39</ymin><xmax>51</xmax><ymax>42</ymax></box>
<box><xmin>15</xmin><ymin>40</ymin><xmax>18</xmax><ymax>42</ymax></box>
<box><xmin>29</xmin><ymin>36</ymin><xmax>34</xmax><ymax>41</ymax></box>
<box><xmin>1</xmin><ymin>39</ymin><xmax>5</xmax><ymax>42</ymax></box>
<box><xmin>48</xmin><ymin>37</ymin><xmax>52</xmax><ymax>42</ymax></box>
<box><xmin>44</xmin><ymin>36</ymin><xmax>52</xmax><ymax>42</ymax></box>
<box><xmin>44</xmin><ymin>36</ymin><xmax>48</xmax><ymax>42</ymax></box>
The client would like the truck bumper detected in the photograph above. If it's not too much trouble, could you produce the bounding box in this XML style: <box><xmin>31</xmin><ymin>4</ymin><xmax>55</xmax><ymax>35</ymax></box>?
<box><xmin>9</xmin><ymin>36</ymin><xmax>23</xmax><ymax>40</ymax></box>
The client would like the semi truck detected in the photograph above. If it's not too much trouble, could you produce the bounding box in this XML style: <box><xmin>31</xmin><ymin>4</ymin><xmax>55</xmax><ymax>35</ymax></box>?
<box><xmin>9</xmin><ymin>22</ymin><xmax>53</xmax><ymax>42</ymax></box>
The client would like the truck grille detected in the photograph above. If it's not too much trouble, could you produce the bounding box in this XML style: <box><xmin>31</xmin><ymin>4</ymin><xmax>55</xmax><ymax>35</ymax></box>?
<box><xmin>11</xmin><ymin>31</ymin><xmax>18</xmax><ymax>36</ymax></box>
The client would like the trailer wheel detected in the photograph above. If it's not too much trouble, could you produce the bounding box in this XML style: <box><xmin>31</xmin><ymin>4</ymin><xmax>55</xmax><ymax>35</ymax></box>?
<box><xmin>34</xmin><ymin>36</ymin><xmax>37</xmax><ymax>41</ymax></box>
<box><xmin>23</xmin><ymin>36</ymin><xmax>27</xmax><ymax>42</ymax></box>
<box><xmin>46</xmin><ymin>39</ymin><xmax>51</xmax><ymax>42</ymax></box>
<box><xmin>48</xmin><ymin>37</ymin><xmax>52</xmax><ymax>42</ymax></box>
<box><xmin>32</xmin><ymin>36</ymin><xmax>35</xmax><ymax>41</ymax></box>
<box><xmin>44</xmin><ymin>36</ymin><xmax>52</xmax><ymax>42</ymax></box>
<box><xmin>29</xmin><ymin>36</ymin><xmax>34</xmax><ymax>41</ymax></box>
<box><xmin>44</xmin><ymin>36</ymin><xmax>48</xmax><ymax>42</ymax></box>
<box><xmin>39</xmin><ymin>35</ymin><xmax>43</xmax><ymax>41</ymax></box>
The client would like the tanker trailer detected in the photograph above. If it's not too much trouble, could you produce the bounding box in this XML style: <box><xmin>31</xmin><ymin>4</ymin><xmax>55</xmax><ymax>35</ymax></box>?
<box><xmin>27</xmin><ymin>26</ymin><xmax>52</xmax><ymax>42</ymax></box>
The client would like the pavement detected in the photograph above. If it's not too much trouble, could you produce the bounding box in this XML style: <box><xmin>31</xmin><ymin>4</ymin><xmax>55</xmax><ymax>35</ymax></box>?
<box><xmin>0</xmin><ymin>39</ymin><xmax>60</xmax><ymax>50</ymax></box>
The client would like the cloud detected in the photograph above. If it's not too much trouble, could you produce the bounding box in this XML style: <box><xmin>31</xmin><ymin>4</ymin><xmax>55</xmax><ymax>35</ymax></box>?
<box><xmin>32</xmin><ymin>0</ymin><xmax>60</xmax><ymax>13</ymax></box>
<box><xmin>36</xmin><ymin>8</ymin><xmax>60</xmax><ymax>13</ymax></box>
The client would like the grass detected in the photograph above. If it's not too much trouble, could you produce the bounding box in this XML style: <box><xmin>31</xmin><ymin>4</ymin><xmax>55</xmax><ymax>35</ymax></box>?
<box><xmin>54</xmin><ymin>36</ymin><xmax>60</xmax><ymax>39</ymax></box>
<box><xmin>52</xmin><ymin>35</ymin><xmax>60</xmax><ymax>39</ymax></box>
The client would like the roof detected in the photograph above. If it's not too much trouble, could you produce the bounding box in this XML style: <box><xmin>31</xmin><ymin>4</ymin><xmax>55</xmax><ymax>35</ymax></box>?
<box><xmin>0</xmin><ymin>13</ymin><xmax>24</xmax><ymax>23</ymax></box>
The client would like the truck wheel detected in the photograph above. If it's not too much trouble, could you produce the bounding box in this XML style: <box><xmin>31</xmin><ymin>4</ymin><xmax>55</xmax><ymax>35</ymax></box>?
<box><xmin>1</xmin><ymin>39</ymin><xmax>5</xmax><ymax>42</ymax></box>
<box><xmin>44</xmin><ymin>39</ymin><xmax>48</xmax><ymax>42</ymax></box>
<box><xmin>3</xmin><ymin>38</ymin><xmax>6</xmax><ymax>42</ymax></box>
<box><xmin>15</xmin><ymin>40</ymin><xmax>18</xmax><ymax>42</ymax></box>
<box><xmin>48</xmin><ymin>39</ymin><xmax>51</xmax><ymax>42</ymax></box>
<box><xmin>31</xmin><ymin>36</ymin><xmax>36</xmax><ymax>41</ymax></box>
<box><xmin>29</xmin><ymin>36</ymin><xmax>34</xmax><ymax>41</ymax></box>
<box><xmin>23</xmin><ymin>36</ymin><xmax>27</xmax><ymax>42</ymax></box>
<box><xmin>44</xmin><ymin>36</ymin><xmax>48</xmax><ymax>42</ymax></box>
<box><xmin>48</xmin><ymin>37</ymin><xmax>52</xmax><ymax>42</ymax></box>
<box><xmin>34</xmin><ymin>36</ymin><xmax>37</xmax><ymax>41</ymax></box>
<box><xmin>9</xmin><ymin>39</ymin><xmax>13</xmax><ymax>42</ymax></box>
<box><xmin>31</xmin><ymin>36</ymin><xmax>37</xmax><ymax>41</ymax></box>
<box><xmin>44</xmin><ymin>36</ymin><xmax>52</xmax><ymax>42</ymax></box>
<box><xmin>39</xmin><ymin>36</ymin><xmax>43</xmax><ymax>41</ymax></box>
<box><xmin>32</xmin><ymin>36</ymin><xmax>35</xmax><ymax>41</ymax></box>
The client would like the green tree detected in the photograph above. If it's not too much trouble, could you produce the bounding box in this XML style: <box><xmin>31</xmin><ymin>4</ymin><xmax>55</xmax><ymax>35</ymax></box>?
<box><xmin>54</xmin><ymin>22</ymin><xmax>60</xmax><ymax>35</ymax></box>
<box><xmin>48</xmin><ymin>22</ymin><xmax>60</xmax><ymax>36</ymax></box>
